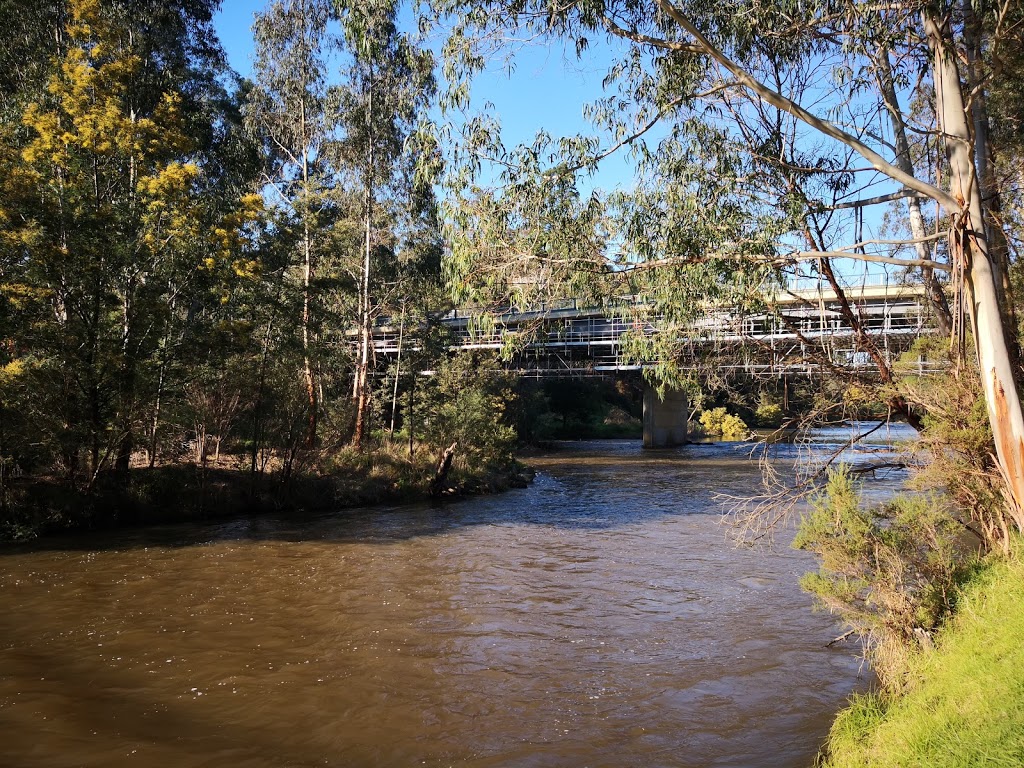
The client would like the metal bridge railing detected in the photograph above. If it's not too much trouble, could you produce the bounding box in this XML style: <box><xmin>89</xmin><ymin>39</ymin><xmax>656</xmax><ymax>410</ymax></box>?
<box><xmin>370</xmin><ymin>286</ymin><xmax>938</xmax><ymax>375</ymax></box>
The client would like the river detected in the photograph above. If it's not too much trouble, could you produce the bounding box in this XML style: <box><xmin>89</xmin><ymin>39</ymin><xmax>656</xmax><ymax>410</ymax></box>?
<box><xmin>0</xmin><ymin>427</ymin><xmax>912</xmax><ymax>767</ymax></box>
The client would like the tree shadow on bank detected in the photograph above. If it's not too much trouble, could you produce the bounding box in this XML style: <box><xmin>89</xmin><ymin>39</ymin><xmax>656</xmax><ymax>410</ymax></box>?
<box><xmin>0</xmin><ymin>439</ymin><xmax>791</xmax><ymax>554</ymax></box>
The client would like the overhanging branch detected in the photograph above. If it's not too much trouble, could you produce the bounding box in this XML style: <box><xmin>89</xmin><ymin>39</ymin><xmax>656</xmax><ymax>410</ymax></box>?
<box><xmin>825</xmin><ymin>189</ymin><xmax>932</xmax><ymax>210</ymax></box>
<box><xmin>600</xmin><ymin>13</ymin><xmax>705</xmax><ymax>53</ymax></box>
<box><xmin>654</xmin><ymin>0</ymin><xmax>963</xmax><ymax>213</ymax></box>
<box><xmin>785</xmin><ymin>249</ymin><xmax>950</xmax><ymax>272</ymax></box>
<box><xmin>614</xmin><ymin>245</ymin><xmax>951</xmax><ymax>273</ymax></box>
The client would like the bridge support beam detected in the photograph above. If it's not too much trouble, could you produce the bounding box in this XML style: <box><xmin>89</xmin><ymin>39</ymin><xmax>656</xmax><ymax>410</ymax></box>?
<box><xmin>643</xmin><ymin>386</ymin><xmax>688</xmax><ymax>448</ymax></box>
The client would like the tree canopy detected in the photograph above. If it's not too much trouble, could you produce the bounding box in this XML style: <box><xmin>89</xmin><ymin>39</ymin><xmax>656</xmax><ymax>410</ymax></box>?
<box><xmin>423</xmin><ymin>0</ymin><xmax>1024</xmax><ymax>535</ymax></box>
<box><xmin>0</xmin><ymin>0</ymin><xmax>449</xmax><ymax>531</ymax></box>
<box><xmin>3</xmin><ymin>0</ymin><xmax>1024</xmax><ymax>549</ymax></box>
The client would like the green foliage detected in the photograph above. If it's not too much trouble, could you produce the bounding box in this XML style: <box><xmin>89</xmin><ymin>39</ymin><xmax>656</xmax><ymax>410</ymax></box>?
<box><xmin>422</xmin><ymin>0</ymin><xmax>1024</xmax><ymax>551</ymax></box>
<box><xmin>0</xmin><ymin>0</ymin><xmax>261</xmax><ymax>483</ymax></box>
<box><xmin>894</xmin><ymin>339</ymin><xmax>1012</xmax><ymax>549</ymax></box>
<box><xmin>698</xmin><ymin>407</ymin><xmax>748</xmax><ymax>440</ymax></box>
<box><xmin>0</xmin><ymin>0</ymin><xmax>459</xmax><ymax>536</ymax></box>
<box><xmin>333</xmin><ymin>0</ymin><xmax>440</xmax><ymax>447</ymax></box>
<box><xmin>439</xmin><ymin>131</ymin><xmax>611</xmax><ymax>314</ymax></box>
<box><xmin>794</xmin><ymin>468</ymin><xmax>978</xmax><ymax>686</ymax></box>
<box><xmin>414</xmin><ymin>353</ymin><xmax>517</xmax><ymax>469</ymax></box>
<box><xmin>820</xmin><ymin>552</ymin><xmax>1024</xmax><ymax>768</ymax></box>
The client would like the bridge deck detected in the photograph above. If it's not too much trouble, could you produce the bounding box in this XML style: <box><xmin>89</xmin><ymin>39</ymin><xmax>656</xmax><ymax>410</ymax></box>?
<box><xmin>368</xmin><ymin>283</ymin><xmax>938</xmax><ymax>376</ymax></box>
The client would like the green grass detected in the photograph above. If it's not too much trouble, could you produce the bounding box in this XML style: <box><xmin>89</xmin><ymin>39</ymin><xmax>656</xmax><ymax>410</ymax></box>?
<box><xmin>821</xmin><ymin>551</ymin><xmax>1024</xmax><ymax>767</ymax></box>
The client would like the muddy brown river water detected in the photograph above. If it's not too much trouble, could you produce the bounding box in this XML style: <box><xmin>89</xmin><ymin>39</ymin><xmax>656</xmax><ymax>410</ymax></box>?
<box><xmin>0</xmin><ymin>434</ymin><xmax>910</xmax><ymax>767</ymax></box>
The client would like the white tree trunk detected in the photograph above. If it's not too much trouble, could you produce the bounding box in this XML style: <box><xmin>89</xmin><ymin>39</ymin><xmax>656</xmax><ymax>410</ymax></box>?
<box><xmin>389</xmin><ymin>302</ymin><xmax>406</xmax><ymax>435</ymax></box>
<box><xmin>874</xmin><ymin>48</ymin><xmax>952</xmax><ymax>337</ymax></box>
<box><xmin>300</xmin><ymin>98</ymin><xmax>317</xmax><ymax>447</ymax></box>
<box><xmin>925</xmin><ymin>12</ymin><xmax>1024</xmax><ymax>528</ymax></box>
<box><xmin>353</xmin><ymin>72</ymin><xmax>375</xmax><ymax>451</ymax></box>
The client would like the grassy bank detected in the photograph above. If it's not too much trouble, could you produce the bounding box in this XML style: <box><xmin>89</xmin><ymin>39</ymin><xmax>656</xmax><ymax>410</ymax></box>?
<box><xmin>820</xmin><ymin>550</ymin><xmax>1024</xmax><ymax>767</ymax></box>
<box><xmin>1</xmin><ymin>443</ymin><xmax>533</xmax><ymax>542</ymax></box>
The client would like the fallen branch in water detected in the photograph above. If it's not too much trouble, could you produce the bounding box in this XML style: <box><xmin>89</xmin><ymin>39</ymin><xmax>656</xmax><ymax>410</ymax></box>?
<box><xmin>827</xmin><ymin>629</ymin><xmax>857</xmax><ymax>647</ymax></box>
<box><xmin>847</xmin><ymin>462</ymin><xmax>909</xmax><ymax>475</ymax></box>
<box><xmin>429</xmin><ymin>441</ymin><xmax>458</xmax><ymax>498</ymax></box>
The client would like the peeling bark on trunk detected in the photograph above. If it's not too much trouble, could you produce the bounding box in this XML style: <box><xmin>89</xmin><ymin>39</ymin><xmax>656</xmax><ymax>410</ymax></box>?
<box><xmin>926</xmin><ymin>11</ymin><xmax>1024</xmax><ymax>528</ymax></box>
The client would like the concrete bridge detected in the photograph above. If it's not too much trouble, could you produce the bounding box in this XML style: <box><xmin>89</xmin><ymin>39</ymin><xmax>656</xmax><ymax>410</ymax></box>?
<box><xmin>371</xmin><ymin>279</ymin><xmax>936</xmax><ymax>447</ymax></box>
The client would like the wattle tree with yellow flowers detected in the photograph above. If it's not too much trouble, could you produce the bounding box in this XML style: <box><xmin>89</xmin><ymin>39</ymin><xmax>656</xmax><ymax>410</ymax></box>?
<box><xmin>2</xmin><ymin>0</ymin><xmax>260</xmax><ymax>486</ymax></box>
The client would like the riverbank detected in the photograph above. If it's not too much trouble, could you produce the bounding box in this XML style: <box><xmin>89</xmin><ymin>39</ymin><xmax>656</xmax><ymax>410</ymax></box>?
<box><xmin>0</xmin><ymin>446</ymin><xmax>534</xmax><ymax>542</ymax></box>
<box><xmin>820</xmin><ymin>546</ymin><xmax>1024</xmax><ymax>767</ymax></box>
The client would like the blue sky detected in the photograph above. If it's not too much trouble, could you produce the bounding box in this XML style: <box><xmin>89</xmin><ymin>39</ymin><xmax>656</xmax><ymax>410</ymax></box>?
<box><xmin>214</xmin><ymin>0</ymin><xmax>263</xmax><ymax>75</ymax></box>
<box><xmin>212</xmin><ymin>0</ymin><xmax>639</xmax><ymax>193</ymax></box>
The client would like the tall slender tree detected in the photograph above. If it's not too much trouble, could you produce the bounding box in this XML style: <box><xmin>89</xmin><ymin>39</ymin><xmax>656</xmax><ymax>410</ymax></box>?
<box><xmin>248</xmin><ymin>0</ymin><xmax>334</xmax><ymax>447</ymax></box>
<box><xmin>333</xmin><ymin>0</ymin><xmax>436</xmax><ymax>450</ymax></box>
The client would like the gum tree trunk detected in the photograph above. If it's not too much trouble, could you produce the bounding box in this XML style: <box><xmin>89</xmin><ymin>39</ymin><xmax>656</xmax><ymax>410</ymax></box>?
<box><xmin>925</xmin><ymin>11</ymin><xmax>1024</xmax><ymax>529</ymax></box>
<box><xmin>874</xmin><ymin>47</ymin><xmax>952</xmax><ymax>336</ymax></box>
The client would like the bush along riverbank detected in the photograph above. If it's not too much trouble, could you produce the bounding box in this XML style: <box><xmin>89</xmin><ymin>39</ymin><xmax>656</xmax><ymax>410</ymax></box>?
<box><xmin>0</xmin><ymin>441</ymin><xmax>534</xmax><ymax>542</ymax></box>
<box><xmin>796</xmin><ymin>468</ymin><xmax>1024</xmax><ymax>766</ymax></box>
<box><xmin>818</xmin><ymin>547</ymin><xmax>1024</xmax><ymax>767</ymax></box>
<box><xmin>1</xmin><ymin>353</ymin><xmax>537</xmax><ymax>543</ymax></box>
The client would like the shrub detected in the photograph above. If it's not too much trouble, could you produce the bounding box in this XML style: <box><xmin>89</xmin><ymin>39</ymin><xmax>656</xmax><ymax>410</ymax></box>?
<box><xmin>753</xmin><ymin>402</ymin><xmax>783</xmax><ymax>428</ymax></box>
<box><xmin>894</xmin><ymin>344</ymin><xmax>1009</xmax><ymax>550</ymax></box>
<box><xmin>414</xmin><ymin>352</ymin><xmax>518</xmax><ymax>469</ymax></box>
<box><xmin>698</xmin><ymin>407</ymin><xmax>748</xmax><ymax>440</ymax></box>
<box><xmin>794</xmin><ymin>467</ymin><xmax>978</xmax><ymax>687</ymax></box>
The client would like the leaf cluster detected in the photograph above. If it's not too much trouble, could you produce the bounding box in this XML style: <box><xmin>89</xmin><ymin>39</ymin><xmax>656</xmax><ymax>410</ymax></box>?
<box><xmin>696</xmin><ymin>406</ymin><xmax>748</xmax><ymax>438</ymax></box>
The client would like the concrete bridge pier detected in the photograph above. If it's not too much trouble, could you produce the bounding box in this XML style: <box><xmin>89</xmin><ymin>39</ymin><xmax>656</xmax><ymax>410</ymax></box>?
<box><xmin>642</xmin><ymin>386</ymin><xmax>689</xmax><ymax>448</ymax></box>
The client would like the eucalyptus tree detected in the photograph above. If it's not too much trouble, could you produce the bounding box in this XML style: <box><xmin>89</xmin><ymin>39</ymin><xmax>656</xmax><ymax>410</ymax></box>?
<box><xmin>985</xmin><ymin>6</ymin><xmax>1024</xmax><ymax>316</ymax></box>
<box><xmin>247</xmin><ymin>0</ymin><xmax>335</xmax><ymax>447</ymax></box>
<box><xmin>332</xmin><ymin>0</ymin><xmax>437</xmax><ymax>450</ymax></box>
<box><xmin>0</xmin><ymin>0</ymin><xmax>64</xmax><ymax>118</ymax></box>
<box><xmin>427</xmin><ymin>0</ymin><xmax>1024</xmax><ymax>532</ymax></box>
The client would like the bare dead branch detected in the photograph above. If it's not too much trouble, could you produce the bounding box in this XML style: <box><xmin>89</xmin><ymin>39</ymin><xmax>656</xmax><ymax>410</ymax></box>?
<box><xmin>826</xmin><ymin>189</ymin><xmax>931</xmax><ymax>210</ymax></box>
